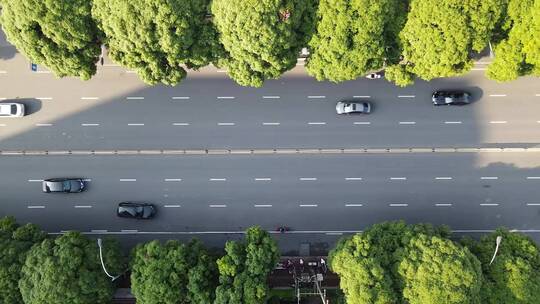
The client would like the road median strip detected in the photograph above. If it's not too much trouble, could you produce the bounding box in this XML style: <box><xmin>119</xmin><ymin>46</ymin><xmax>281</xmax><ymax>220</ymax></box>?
<box><xmin>2</xmin><ymin>146</ymin><xmax>540</xmax><ymax>156</ymax></box>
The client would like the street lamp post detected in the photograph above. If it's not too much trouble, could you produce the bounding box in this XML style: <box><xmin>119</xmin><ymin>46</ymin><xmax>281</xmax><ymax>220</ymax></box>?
<box><xmin>489</xmin><ymin>236</ymin><xmax>503</xmax><ymax>265</ymax></box>
<box><xmin>97</xmin><ymin>238</ymin><xmax>122</xmax><ymax>281</ymax></box>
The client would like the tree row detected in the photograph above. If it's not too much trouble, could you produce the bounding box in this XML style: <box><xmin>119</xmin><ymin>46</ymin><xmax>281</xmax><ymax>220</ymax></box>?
<box><xmin>1</xmin><ymin>0</ymin><xmax>538</xmax><ymax>87</ymax></box>
<box><xmin>1</xmin><ymin>216</ymin><xmax>539</xmax><ymax>304</ymax></box>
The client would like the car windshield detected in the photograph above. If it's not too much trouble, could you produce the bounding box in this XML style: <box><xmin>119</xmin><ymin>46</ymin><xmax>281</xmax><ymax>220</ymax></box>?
<box><xmin>10</xmin><ymin>105</ymin><xmax>17</xmax><ymax>114</ymax></box>
<box><xmin>62</xmin><ymin>181</ymin><xmax>71</xmax><ymax>191</ymax></box>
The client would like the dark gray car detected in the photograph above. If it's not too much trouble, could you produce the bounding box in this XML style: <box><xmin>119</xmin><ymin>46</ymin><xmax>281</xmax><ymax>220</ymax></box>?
<box><xmin>432</xmin><ymin>91</ymin><xmax>471</xmax><ymax>105</ymax></box>
<box><xmin>117</xmin><ymin>202</ymin><xmax>156</xmax><ymax>219</ymax></box>
<box><xmin>42</xmin><ymin>178</ymin><xmax>85</xmax><ymax>193</ymax></box>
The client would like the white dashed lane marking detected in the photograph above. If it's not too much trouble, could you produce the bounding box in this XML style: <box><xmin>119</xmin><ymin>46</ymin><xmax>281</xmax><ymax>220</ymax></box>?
<box><xmin>172</xmin><ymin>96</ymin><xmax>190</xmax><ymax>100</ymax></box>
<box><xmin>299</xmin><ymin>177</ymin><xmax>317</xmax><ymax>181</ymax></box>
<box><xmin>81</xmin><ymin>97</ymin><xmax>99</xmax><ymax>100</ymax></box>
<box><xmin>217</xmin><ymin>96</ymin><xmax>235</xmax><ymax>100</ymax></box>
<box><xmin>353</xmin><ymin>122</ymin><xmax>371</xmax><ymax>125</ymax></box>
<box><xmin>307</xmin><ymin>96</ymin><xmax>326</xmax><ymax>99</ymax></box>
<box><xmin>218</xmin><ymin>122</ymin><xmax>235</xmax><ymax>126</ymax></box>
<box><xmin>119</xmin><ymin>179</ymin><xmax>137</xmax><ymax>182</ymax></box>
<box><xmin>172</xmin><ymin>123</ymin><xmax>190</xmax><ymax>126</ymax></box>
<box><xmin>209</xmin><ymin>178</ymin><xmax>227</xmax><ymax>181</ymax></box>
<box><xmin>490</xmin><ymin>121</ymin><xmax>507</xmax><ymax>124</ymax></box>
<box><xmin>164</xmin><ymin>205</ymin><xmax>181</xmax><ymax>208</ymax></box>
<box><xmin>299</xmin><ymin>204</ymin><xmax>318</xmax><ymax>207</ymax></box>
<box><xmin>28</xmin><ymin>179</ymin><xmax>43</xmax><ymax>182</ymax></box>
<box><xmin>435</xmin><ymin>177</ymin><xmax>453</xmax><ymax>180</ymax></box>
<box><xmin>164</xmin><ymin>178</ymin><xmax>182</xmax><ymax>182</ymax></box>
<box><xmin>481</xmin><ymin>176</ymin><xmax>499</xmax><ymax>180</ymax></box>
<box><xmin>262</xmin><ymin>96</ymin><xmax>280</xmax><ymax>99</ymax></box>
<box><xmin>480</xmin><ymin>203</ymin><xmax>499</xmax><ymax>206</ymax></box>
<box><xmin>526</xmin><ymin>203</ymin><xmax>540</xmax><ymax>206</ymax></box>
<box><xmin>254</xmin><ymin>178</ymin><xmax>272</xmax><ymax>181</ymax></box>
<box><xmin>390</xmin><ymin>177</ymin><xmax>407</xmax><ymax>180</ymax></box>
<box><xmin>345</xmin><ymin>204</ymin><xmax>363</xmax><ymax>207</ymax></box>
<box><xmin>389</xmin><ymin>203</ymin><xmax>408</xmax><ymax>207</ymax></box>
<box><xmin>345</xmin><ymin>177</ymin><xmax>363</xmax><ymax>181</ymax></box>
<box><xmin>127</xmin><ymin>123</ymin><xmax>144</xmax><ymax>126</ymax></box>
<box><xmin>81</xmin><ymin>123</ymin><xmax>100</xmax><ymax>126</ymax></box>
<box><xmin>489</xmin><ymin>94</ymin><xmax>507</xmax><ymax>97</ymax></box>
<box><xmin>254</xmin><ymin>204</ymin><xmax>273</xmax><ymax>208</ymax></box>
<box><xmin>126</xmin><ymin>96</ymin><xmax>144</xmax><ymax>100</ymax></box>
<box><xmin>435</xmin><ymin>203</ymin><xmax>453</xmax><ymax>207</ymax></box>
<box><xmin>35</xmin><ymin>123</ymin><xmax>53</xmax><ymax>127</ymax></box>
<box><xmin>37</xmin><ymin>97</ymin><xmax>53</xmax><ymax>100</ymax></box>
<box><xmin>308</xmin><ymin>122</ymin><xmax>326</xmax><ymax>125</ymax></box>
<box><xmin>399</xmin><ymin>121</ymin><xmax>416</xmax><ymax>125</ymax></box>
<box><xmin>526</xmin><ymin>177</ymin><xmax>540</xmax><ymax>180</ymax></box>
<box><xmin>353</xmin><ymin>95</ymin><xmax>370</xmax><ymax>98</ymax></box>
<box><xmin>445</xmin><ymin>121</ymin><xmax>462</xmax><ymax>124</ymax></box>
<box><xmin>74</xmin><ymin>205</ymin><xmax>92</xmax><ymax>209</ymax></box>
<box><xmin>209</xmin><ymin>204</ymin><xmax>227</xmax><ymax>208</ymax></box>
<box><xmin>262</xmin><ymin>122</ymin><xmax>280</xmax><ymax>126</ymax></box>
<box><xmin>397</xmin><ymin>95</ymin><xmax>415</xmax><ymax>98</ymax></box>
<box><xmin>27</xmin><ymin>205</ymin><xmax>45</xmax><ymax>209</ymax></box>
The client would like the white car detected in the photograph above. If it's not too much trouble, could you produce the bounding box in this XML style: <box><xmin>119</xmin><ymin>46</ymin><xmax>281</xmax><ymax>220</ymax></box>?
<box><xmin>0</xmin><ymin>103</ymin><xmax>25</xmax><ymax>117</ymax></box>
<box><xmin>336</xmin><ymin>100</ymin><xmax>371</xmax><ymax>114</ymax></box>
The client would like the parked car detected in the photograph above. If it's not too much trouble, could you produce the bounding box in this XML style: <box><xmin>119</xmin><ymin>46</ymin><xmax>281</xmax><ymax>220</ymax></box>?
<box><xmin>0</xmin><ymin>103</ymin><xmax>25</xmax><ymax>117</ymax></box>
<box><xmin>336</xmin><ymin>100</ymin><xmax>371</xmax><ymax>114</ymax></box>
<box><xmin>432</xmin><ymin>90</ymin><xmax>472</xmax><ymax>105</ymax></box>
<box><xmin>117</xmin><ymin>202</ymin><xmax>156</xmax><ymax>219</ymax></box>
<box><xmin>42</xmin><ymin>178</ymin><xmax>85</xmax><ymax>193</ymax></box>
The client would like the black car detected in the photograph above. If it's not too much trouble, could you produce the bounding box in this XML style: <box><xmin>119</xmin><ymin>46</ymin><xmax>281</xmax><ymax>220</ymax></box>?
<box><xmin>42</xmin><ymin>178</ymin><xmax>85</xmax><ymax>193</ymax></box>
<box><xmin>432</xmin><ymin>91</ymin><xmax>471</xmax><ymax>105</ymax></box>
<box><xmin>117</xmin><ymin>202</ymin><xmax>156</xmax><ymax>219</ymax></box>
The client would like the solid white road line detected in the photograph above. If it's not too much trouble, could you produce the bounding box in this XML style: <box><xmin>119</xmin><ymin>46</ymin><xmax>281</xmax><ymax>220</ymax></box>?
<box><xmin>308</xmin><ymin>122</ymin><xmax>326</xmax><ymax>125</ymax></box>
<box><xmin>27</xmin><ymin>206</ymin><xmax>45</xmax><ymax>209</ymax></box>
<box><xmin>121</xmin><ymin>229</ymin><xmax>138</xmax><ymax>232</ymax></box>
<box><xmin>435</xmin><ymin>203</ymin><xmax>453</xmax><ymax>207</ymax></box>
<box><xmin>299</xmin><ymin>204</ymin><xmax>318</xmax><ymax>207</ymax></box>
<box><xmin>490</xmin><ymin>121</ymin><xmax>507</xmax><ymax>124</ymax></box>
<box><xmin>172</xmin><ymin>96</ymin><xmax>190</xmax><ymax>100</ymax></box>
<box><xmin>345</xmin><ymin>177</ymin><xmax>363</xmax><ymax>181</ymax></box>
<box><xmin>164</xmin><ymin>205</ymin><xmax>181</xmax><ymax>208</ymax></box>
<box><xmin>353</xmin><ymin>122</ymin><xmax>371</xmax><ymax>125</ymax></box>
<box><xmin>209</xmin><ymin>178</ymin><xmax>227</xmax><ymax>181</ymax></box>
<box><xmin>37</xmin><ymin>97</ymin><xmax>53</xmax><ymax>100</ymax></box>
<box><xmin>81</xmin><ymin>123</ymin><xmax>100</xmax><ymax>126</ymax></box>
<box><xmin>126</xmin><ymin>96</ymin><xmax>144</xmax><ymax>100</ymax></box>
<box><xmin>480</xmin><ymin>203</ymin><xmax>499</xmax><ymax>206</ymax></box>
<box><xmin>326</xmin><ymin>232</ymin><xmax>344</xmax><ymax>235</ymax></box>
<box><xmin>397</xmin><ymin>95</ymin><xmax>415</xmax><ymax>98</ymax></box>
<box><xmin>74</xmin><ymin>205</ymin><xmax>92</xmax><ymax>209</ymax></box>
<box><xmin>526</xmin><ymin>177</ymin><xmax>540</xmax><ymax>180</ymax></box>
<box><xmin>389</xmin><ymin>203</ymin><xmax>408</xmax><ymax>207</ymax></box>
<box><xmin>127</xmin><ymin>123</ymin><xmax>144</xmax><ymax>126</ymax></box>
<box><xmin>254</xmin><ymin>178</ymin><xmax>272</xmax><ymax>181</ymax></box>
<box><xmin>209</xmin><ymin>204</ymin><xmax>227</xmax><ymax>208</ymax></box>
<box><xmin>399</xmin><ymin>121</ymin><xmax>416</xmax><ymax>125</ymax></box>
<box><xmin>172</xmin><ymin>123</ymin><xmax>190</xmax><ymax>126</ymax></box>
<box><xmin>435</xmin><ymin>177</ymin><xmax>453</xmax><ymax>180</ymax></box>
<box><xmin>91</xmin><ymin>230</ymin><xmax>108</xmax><ymax>233</ymax></box>
<box><xmin>28</xmin><ymin>179</ymin><xmax>43</xmax><ymax>182</ymax></box>
<box><xmin>299</xmin><ymin>177</ymin><xmax>317</xmax><ymax>181</ymax></box>
<box><xmin>254</xmin><ymin>204</ymin><xmax>273</xmax><ymax>208</ymax></box>
<box><xmin>262</xmin><ymin>122</ymin><xmax>281</xmax><ymax>126</ymax></box>
<box><xmin>345</xmin><ymin>204</ymin><xmax>363</xmax><ymax>207</ymax></box>
<box><xmin>217</xmin><ymin>96</ymin><xmax>235</xmax><ymax>100</ymax></box>
<box><xmin>307</xmin><ymin>96</ymin><xmax>326</xmax><ymax>99</ymax></box>
<box><xmin>35</xmin><ymin>123</ymin><xmax>53</xmax><ymax>127</ymax></box>
<box><xmin>481</xmin><ymin>176</ymin><xmax>499</xmax><ymax>180</ymax></box>
<box><xmin>164</xmin><ymin>178</ymin><xmax>182</xmax><ymax>182</ymax></box>
<box><xmin>81</xmin><ymin>97</ymin><xmax>99</xmax><ymax>100</ymax></box>
<box><xmin>119</xmin><ymin>179</ymin><xmax>136</xmax><ymax>182</ymax></box>
<box><xmin>390</xmin><ymin>177</ymin><xmax>407</xmax><ymax>180</ymax></box>
<box><xmin>218</xmin><ymin>122</ymin><xmax>235</xmax><ymax>126</ymax></box>
<box><xmin>262</xmin><ymin>96</ymin><xmax>280</xmax><ymax>99</ymax></box>
<box><xmin>216</xmin><ymin>70</ymin><xmax>227</xmax><ymax>73</ymax></box>
<box><xmin>353</xmin><ymin>95</ymin><xmax>370</xmax><ymax>98</ymax></box>
<box><xmin>444</xmin><ymin>121</ymin><xmax>462</xmax><ymax>124</ymax></box>
<box><xmin>489</xmin><ymin>94</ymin><xmax>507</xmax><ymax>97</ymax></box>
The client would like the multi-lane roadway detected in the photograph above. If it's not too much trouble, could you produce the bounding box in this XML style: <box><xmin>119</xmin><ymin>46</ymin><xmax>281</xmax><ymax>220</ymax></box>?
<box><xmin>1</xmin><ymin>36</ymin><xmax>540</xmax><ymax>249</ymax></box>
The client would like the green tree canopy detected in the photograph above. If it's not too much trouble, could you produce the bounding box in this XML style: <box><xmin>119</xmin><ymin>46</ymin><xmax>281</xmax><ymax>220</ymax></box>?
<box><xmin>306</xmin><ymin>0</ymin><xmax>407</xmax><ymax>82</ymax></box>
<box><xmin>0</xmin><ymin>216</ymin><xmax>45</xmax><ymax>304</ymax></box>
<box><xmin>211</xmin><ymin>0</ymin><xmax>317</xmax><ymax>87</ymax></box>
<box><xmin>214</xmin><ymin>226</ymin><xmax>279</xmax><ymax>304</ymax></box>
<box><xmin>0</xmin><ymin>0</ymin><xmax>101</xmax><ymax>80</ymax></box>
<box><xmin>92</xmin><ymin>0</ymin><xmax>219</xmax><ymax>85</ymax></box>
<box><xmin>330</xmin><ymin>221</ymin><xmax>482</xmax><ymax>304</ymax></box>
<box><xmin>397</xmin><ymin>0</ymin><xmax>506</xmax><ymax>84</ymax></box>
<box><xmin>397</xmin><ymin>234</ymin><xmax>482</xmax><ymax>304</ymax></box>
<box><xmin>487</xmin><ymin>0</ymin><xmax>540</xmax><ymax>81</ymax></box>
<box><xmin>18</xmin><ymin>231</ymin><xmax>124</xmax><ymax>304</ymax></box>
<box><xmin>466</xmin><ymin>229</ymin><xmax>540</xmax><ymax>304</ymax></box>
<box><xmin>130</xmin><ymin>239</ymin><xmax>217</xmax><ymax>304</ymax></box>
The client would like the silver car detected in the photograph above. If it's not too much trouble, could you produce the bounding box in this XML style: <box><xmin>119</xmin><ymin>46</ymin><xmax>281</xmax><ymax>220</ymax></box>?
<box><xmin>336</xmin><ymin>100</ymin><xmax>371</xmax><ymax>114</ymax></box>
<box><xmin>0</xmin><ymin>103</ymin><xmax>25</xmax><ymax>117</ymax></box>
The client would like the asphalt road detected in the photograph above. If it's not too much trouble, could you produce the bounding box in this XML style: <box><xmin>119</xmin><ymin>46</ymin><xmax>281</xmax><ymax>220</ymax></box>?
<box><xmin>1</xmin><ymin>153</ymin><xmax>539</xmax><ymax>235</ymax></box>
<box><xmin>0</xmin><ymin>50</ymin><xmax>540</xmax><ymax>150</ymax></box>
<box><xmin>2</xmin><ymin>37</ymin><xmax>540</xmax><ymax>251</ymax></box>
